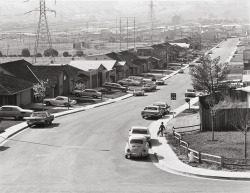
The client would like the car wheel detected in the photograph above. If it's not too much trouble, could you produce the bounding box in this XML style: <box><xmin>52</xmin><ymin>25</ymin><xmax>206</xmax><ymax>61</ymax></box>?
<box><xmin>93</xmin><ymin>95</ymin><xmax>97</xmax><ymax>99</ymax></box>
<box><xmin>27</xmin><ymin>124</ymin><xmax>32</xmax><ymax>127</ymax></box>
<box><xmin>64</xmin><ymin>103</ymin><xmax>70</xmax><ymax>107</ymax></box>
<box><xmin>14</xmin><ymin>116</ymin><xmax>22</xmax><ymax>120</ymax></box>
<box><xmin>45</xmin><ymin>101</ymin><xmax>51</xmax><ymax>106</ymax></box>
<box><xmin>125</xmin><ymin>154</ymin><xmax>130</xmax><ymax>159</ymax></box>
<box><xmin>75</xmin><ymin>93</ymin><xmax>80</xmax><ymax>97</ymax></box>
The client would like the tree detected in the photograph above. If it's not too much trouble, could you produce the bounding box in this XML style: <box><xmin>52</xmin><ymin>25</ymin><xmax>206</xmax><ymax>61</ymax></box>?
<box><xmin>231</xmin><ymin>109</ymin><xmax>250</xmax><ymax>158</ymax></box>
<box><xmin>21</xmin><ymin>48</ymin><xmax>30</xmax><ymax>57</ymax></box>
<box><xmin>74</xmin><ymin>82</ymin><xmax>85</xmax><ymax>90</ymax></box>
<box><xmin>33</xmin><ymin>80</ymin><xmax>49</xmax><ymax>111</ymax></box>
<box><xmin>76</xmin><ymin>50</ymin><xmax>84</xmax><ymax>57</ymax></box>
<box><xmin>44</xmin><ymin>48</ymin><xmax>58</xmax><ymax>57</ymax></box>
<box><xmin>189</xmin><ymin>55</ymin><xmax>230</xmax><ymax>94</ymax></box>
<box><xmin>63</xmin><ymin>51</ymin><xmax>69</xmax><ymax>57</ymax></box>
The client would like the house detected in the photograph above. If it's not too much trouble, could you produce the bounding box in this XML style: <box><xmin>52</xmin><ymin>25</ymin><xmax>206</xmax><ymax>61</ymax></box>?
<box><xmin>243</xmin><ymin>49</ymin><xmax>250</xmax><ymax>70</ymax></box>
<box><xmin>69</xmin><ymin>60</ymin><xmax>116</xmax><ymax>88</ymax></box>
<box><xmin>236</xmin><ymin>86</ymin><xmax>250</xmax><ymax>108</ymax></box>
<box><xmin>29</xmin><ymin>64</ymin><xmax>75</xmax><ymax>98</ymax></box>
<box><xmin>0</xmin><ymin>59</ymin><xmax>39</xmax><ymax>106</ymax></box>
<box><xmin>0</xmin><ymin>73</ymin><xmax>34</xmax><ymax>107</ymax></box>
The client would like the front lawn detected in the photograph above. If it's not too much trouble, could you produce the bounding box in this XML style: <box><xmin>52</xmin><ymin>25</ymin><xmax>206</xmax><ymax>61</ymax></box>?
<box><xmin>167</xmin><ymin>109</ymin><xmax>250</xmax><ymax>171</ymax></box>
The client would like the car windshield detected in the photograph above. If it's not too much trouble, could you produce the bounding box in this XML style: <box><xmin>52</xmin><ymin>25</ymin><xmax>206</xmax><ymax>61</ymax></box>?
<box><xmin>130</xmin><ymin>139</ymin><xmax>143</xmax><ymax>144</ymax></box>
<box><xmin>145</xmin><ymin>107</ymin><xmax>158</xmax><ymax>110</ymax></box>
<box><xmin>31</xmin><ymin>113</ymin><xmax>47</xmax><ymax>117</ymax></box>
<box><xmin>132</xmin><ymin>129</ymin><xmax>148</xmax><ymax>134</ymax></box>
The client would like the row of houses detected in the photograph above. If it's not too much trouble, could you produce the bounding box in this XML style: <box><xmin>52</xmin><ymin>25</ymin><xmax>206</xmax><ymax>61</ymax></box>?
<box><xmin>0</xmin><ymin>41</ymin><xmax>190</xmax><ymax>107</ymax></box>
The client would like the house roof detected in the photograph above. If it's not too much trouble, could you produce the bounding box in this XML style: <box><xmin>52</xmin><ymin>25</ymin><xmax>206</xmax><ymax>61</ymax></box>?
<box><xmin>0</xmin><ymin>59</ymin><xmax>39</xmax><ymax>83</ymax></box>
<box><xmin>169</xmin><ymin>43</ymin><xmax>190</xmax><ymax>48</ymax></box>
<box><xmin>29</xmin><ymin>65</ymin><xmax>65</xmax><ymax>87</ymax></box>
<box><xmin>105</xmin><ymin>52</ymin><xmax>122</xmax><ymax>61</ymax></box>
<box><xmin>0</xmin><ymin>73</ymin><xmax>33</xmax><ymax>95</ymax></box>
<box><xmin>69</xmin><ymin>60</ymin><xmax>113</xmax><ymax>71</ymax></box>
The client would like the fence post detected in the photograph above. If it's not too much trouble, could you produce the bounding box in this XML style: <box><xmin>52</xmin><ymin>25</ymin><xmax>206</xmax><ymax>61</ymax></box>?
<box><xmin>198</xmin><ymin>151</ymin><xmax>202</xmax><ymax>163</ymax></box>
<box><xmin>172</xmin><ymin>127</ymin><xmax>175</xmax><ymax>136</ymax></box>
<box><xmin>220</xmin><ymin>156</ymin><xmax>224</xmax><ymax>168</ymax></box>
<box><xmin>200</xmin><ymin>123</ymin><xmax>201</xmax><ymax>131</ymax></box>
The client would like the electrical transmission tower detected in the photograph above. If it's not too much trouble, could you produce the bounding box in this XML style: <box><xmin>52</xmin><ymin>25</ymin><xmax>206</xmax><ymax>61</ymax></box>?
<box><xmin>147</xmin><ymin>0</ymin><xmax>156</xmax><ymax>45</ymax></box>
<box><xmin>26</xmin><ymin>0</ymin><xmax>56</xmax><ymax>63</ymax></box>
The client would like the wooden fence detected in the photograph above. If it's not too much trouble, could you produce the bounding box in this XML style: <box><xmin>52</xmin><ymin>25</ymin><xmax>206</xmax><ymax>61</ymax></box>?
<box><xmin>172</xmin><ymin>128</ymin><xmax>250</xmax><ymax>168</ymax></box>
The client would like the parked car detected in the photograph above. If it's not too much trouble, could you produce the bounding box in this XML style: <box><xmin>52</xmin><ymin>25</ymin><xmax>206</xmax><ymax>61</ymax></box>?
<box><xmin>133</xmin><ymin>88</ymin><xmax>145</xmax><ymax>96</ymax></box>
<box><xmin>103</xmin><ymin>82</ymin><xmax>128</xmax><ymax>92</ymax></box>
<box><xmin>117</xmin><ymin>79</ymin><xmax>141</xmax><ymax>86</ymax></box>
<box><xmin>140</xmin><ymin>73</ymin><xmax>156</xmax><ymax>81</ymax></box>
<box><xmin>141</xmin><ymin>105</ymin><xmax>164</xmax><ymax>119</ymax></box>
<box><xmin>127</xmin><ymin>76</ymin><xmax>144</xmax><ymax>83</ymax></box>
<box><xmin>155</xmin><ymin>79</ymin><xmax>165</xmax><ymax>85</ymax></box>
<box><xmin>72</xmin><ymin>89</ymin><xmax>102</xmax><ymax>98</ymax></box>
<box><xmin>142</xmin><ymin>82</ymin><xmax>156</xmax><ymax>92</ymax></box>
<box><xmin>178</xmin><ymin>69</ymin><xmax>184</xmax><ymax>73</ymax></box>
<box><xmin>125</xmin><ymin>135</ymin><xmax>149</xmax><ymax>159</ymax></box>
<box><xmin>146</xmin><ymin>82</ymin><xmax>157</xmax><ymax>90</ymax></box>
<box><xmin>26</xmin><ymin>111</ymin><xmax>54</xmax><ymax>127</ymax></box>
<box><xmin>128</xmin><ymin>126</ymin><xmax>151</xmax><ymax>143</ymax></box>
<box><xmin>153</xmin><ymin>102</ymin><xmax>171</xmax><ymax>115</ymax></box>
<box><xmin>44</xmin><ymin>96</ymin><xmax>77</xmax><ymax>107</ymax></box>
<box><xmin>0</xmin><ymin>105</ymin><xmax>33</xmax><ymax>120</ymax></box>
<box><xmin>185</xmin><ymin>89</ymin><xmax>196</xmax><ymax>97</ymax></box>
<box><xmin>142</xmin><ymin>84</ymin><xmax>153</xmax><ymax>92</ymax></box>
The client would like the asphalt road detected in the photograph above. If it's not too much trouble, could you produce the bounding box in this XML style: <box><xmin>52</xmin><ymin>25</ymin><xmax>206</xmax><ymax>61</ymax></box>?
<box><xmin>209</xmin><ymin>37</ymin><xmax>239</xmax><ymax>64</ymax></box>
<box><xmin>1</xmin><ymin>68</ymin><xmax>250</xmax><ymax>192</ymax></box>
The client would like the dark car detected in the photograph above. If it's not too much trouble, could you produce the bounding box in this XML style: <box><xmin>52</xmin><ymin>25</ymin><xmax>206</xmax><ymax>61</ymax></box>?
<box><xmin>103</xmin><ymin>82</ymin><xmax>128</xmax><ymax>92</ymax></box>
<box><xmin>26</xmin><ymin>111</ymin><xmax>54</xmax><ymax>127</ymax></box>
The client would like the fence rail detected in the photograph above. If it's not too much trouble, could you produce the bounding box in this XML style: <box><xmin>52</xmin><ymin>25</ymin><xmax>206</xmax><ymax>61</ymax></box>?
<box><xmin>172</xmin><ymin>129</ymin><xmax>250</xmax><ymax>168</ymax></box>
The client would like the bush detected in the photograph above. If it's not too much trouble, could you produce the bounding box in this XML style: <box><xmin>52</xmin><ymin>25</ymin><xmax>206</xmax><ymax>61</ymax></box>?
<box><xmin>76</xmin><ymin>50</ymin><xmax>84</xmax><ymax>57</ymax></box>
<box><xmin>36</xmin><ymin>53</ymin><xmax>42</xmax><ymax>57</ymax></box>
<box><xmin>44</xmin><ymin>48</ymin><xmax>58</xmax><ymax>57</ymax></box>
<box><xmin>63</xmin><ymin>51</ymin><xmax>69</xmax><ymax>57</ymax></box>
<box><xmin>22</xmin><ymin>48</ymin><xmax>30</xmax><ymax>57</ymax></box>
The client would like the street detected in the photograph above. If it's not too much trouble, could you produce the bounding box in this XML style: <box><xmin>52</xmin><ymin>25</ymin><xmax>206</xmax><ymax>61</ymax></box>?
<box><xmin>0</xmin><ymin>38</ymin><xmax>250</xmax><ymax>193</ymax></box>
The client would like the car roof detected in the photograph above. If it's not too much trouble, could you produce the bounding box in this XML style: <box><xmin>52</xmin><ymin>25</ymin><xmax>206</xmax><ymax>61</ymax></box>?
<box><xmin>153</xmin><ymin>102</ymin><xmax>166</xmax><ymax>105</ymax></box>
<box><xmin>145</xmin><ymin>105</ymin><xmax>159</xmax><ymax>108</ymax></box>
<box><xmin>129</xmin><ymin>135</ymin><xmax>147</xmax><ymax>140</ymax></box>
<box><xmin>1</xmin><ymin>105</ymin><xmax>20</xmax><ymax>108</ymax></box>
<box><xmin>131</xmin><ymin>126</ymin><xmax>148</xmax><ymax>130</ymax></box>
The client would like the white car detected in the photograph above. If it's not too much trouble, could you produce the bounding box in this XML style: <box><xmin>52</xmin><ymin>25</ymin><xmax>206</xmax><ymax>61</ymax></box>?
<box><xmin>128</xmin><ymin>126</ymin><xmax>151</xmax><ymax>143</ymax></box>
<box><xmin>72</xmin><ymin>89</ymin><xmax>102</xmax><ymax>98</ymax></box>
<box><xmin>141</xmin><ymin>105</ymin><xmax>164</xmax><ymax>119</ymax></box>
<box><xmin>153</xmin><ymin>102</ymin><xmax>171</xmax><ymax>115</ymax></box>
<box><xmin>118</xmin><ymin>79</ymin><xmax>141</xmax><ymax>86</ymax></box>
<box><xmin>125</xmin><ymin>135</ymin><xmax>149</xmax><ymax>159</ymax></box>
<box><xmin>185</xmin><ymin>89</ymin><xmax>196</xmax><ymax>97</ymax></box>
<box><xmin>133</xmin><ymin>88</ymin><xmax>145</xmax><ymax>96</ymax></box>
<box><xmin>0</xmin><ymin>105</ymin><xmax>33</xmax><ymax>120</ymax></box>
<box><xmin>155</xmin><ymin>79</ymin><xmax>165</xmax><ymax>85</ymax></box>
<box><xmin>44</xmin><ymin>96</ymin><xmax>77</xmax><ymax>107</ymax></box>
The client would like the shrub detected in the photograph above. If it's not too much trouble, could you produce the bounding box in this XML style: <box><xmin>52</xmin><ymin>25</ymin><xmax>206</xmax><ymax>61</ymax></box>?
<box><xmin>22</xmin><ymin>48</ymin><xmax>30</xmax><ymax>57</ymax></box>
<box><xmin>44</xmin><ymin>48</ymin><xmax>58</xmax><ymax>57</ymax></box>
<box><xmin>63</xmin><ymin>51</ymin><xmax>69</xmax><ymax>57</ymax></box>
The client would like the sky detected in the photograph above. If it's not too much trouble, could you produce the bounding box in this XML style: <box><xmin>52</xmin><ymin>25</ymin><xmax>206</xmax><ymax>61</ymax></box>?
<box><xmin>0</xmin><ymin>0</ymin><xmax>249</xmax><ymax>24</ymax></box>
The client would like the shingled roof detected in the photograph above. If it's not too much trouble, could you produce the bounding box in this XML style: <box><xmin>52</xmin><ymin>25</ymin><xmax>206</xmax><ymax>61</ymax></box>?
<box><xmin>0</xmin><ymin>59</ymin><xmax>39</xmax><ymax>83</ymax></box>
<box><xmin>0</xmin><ymin>73</ymin><xmax>33</xmax><ymax>95</ymax></box>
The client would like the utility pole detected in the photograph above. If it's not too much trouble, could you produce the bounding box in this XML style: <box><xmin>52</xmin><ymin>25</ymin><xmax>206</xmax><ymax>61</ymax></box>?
<box><xmin>25</xmin><ymin>0</ymin><xmax>56</xmax><ymax>64</ymax></box>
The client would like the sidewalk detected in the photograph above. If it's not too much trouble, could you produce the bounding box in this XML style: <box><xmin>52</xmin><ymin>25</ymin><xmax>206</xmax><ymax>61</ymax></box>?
<box><xmin>148</xmin><ymin>97</ymin><xmax>250</xmax><ymax>181</ymax></box>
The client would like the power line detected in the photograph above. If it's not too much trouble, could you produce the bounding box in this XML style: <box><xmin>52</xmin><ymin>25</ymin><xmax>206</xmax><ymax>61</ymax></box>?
<box><xmin>25</xmin><ymin>0</ymin><xmax>56</xmax><ymax>64</ymax></box>
<box><xmin>147</xmin><ymin>0</ymin><xmax>156</xmax><ymax>45</ymax></box>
